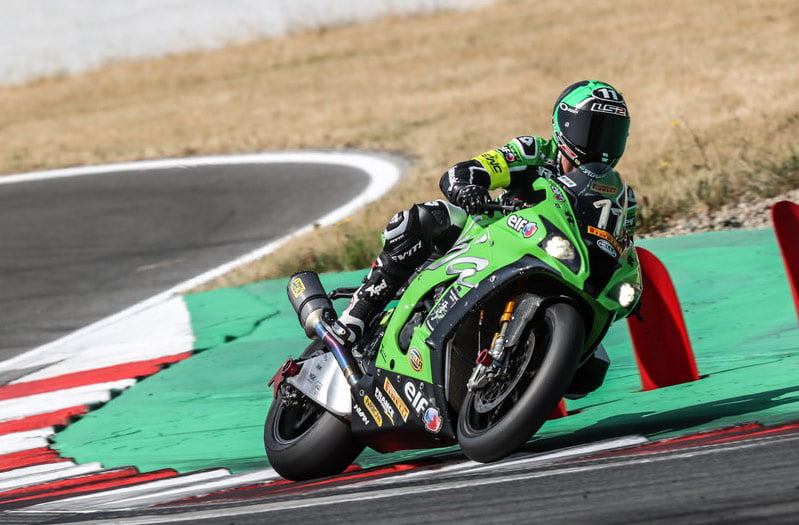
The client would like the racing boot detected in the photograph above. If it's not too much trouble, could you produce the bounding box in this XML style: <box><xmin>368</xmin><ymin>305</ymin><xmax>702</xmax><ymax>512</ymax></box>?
<box><xmin>330</xmin><ymin>254</ymin><xmax>408</xmax><ymax>346</ymax></box>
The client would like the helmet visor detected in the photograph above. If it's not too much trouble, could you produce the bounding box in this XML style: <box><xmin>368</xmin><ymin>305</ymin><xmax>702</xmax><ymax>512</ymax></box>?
<box><xmin>559</xmin><ymin>110</ymin><xmax>630</xmax><ymax>163</ymax></box>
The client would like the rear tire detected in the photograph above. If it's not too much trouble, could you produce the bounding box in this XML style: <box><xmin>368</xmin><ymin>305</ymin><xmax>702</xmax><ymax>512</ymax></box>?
<box><xmin>457</xmin><ymin>302</ymin><xmax>585</xmax><ymax>463</ymax></box>
<box><xmin>264</xmin><ymin>341</ymin><xmax>364</xmax><ymax>481</ymax></box>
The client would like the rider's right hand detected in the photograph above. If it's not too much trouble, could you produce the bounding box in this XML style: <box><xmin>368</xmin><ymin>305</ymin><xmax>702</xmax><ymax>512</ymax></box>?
<box><xmin>455</xmin><ymin>184</ymin><xmax>491</xmax><ymax>215</ymax></box>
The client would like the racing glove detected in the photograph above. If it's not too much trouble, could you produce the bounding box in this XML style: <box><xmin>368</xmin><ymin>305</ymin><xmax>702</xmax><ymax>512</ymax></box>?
<box><xmin>455</xmin><ymin>184</ymin><xmax>490</xmax><ymax>215</ymax></box>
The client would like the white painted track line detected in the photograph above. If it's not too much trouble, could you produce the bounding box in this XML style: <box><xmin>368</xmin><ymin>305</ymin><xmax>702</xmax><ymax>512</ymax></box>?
<box><xmin>0</xmin><ymin>462</ymin><xmax>103</xmax><ymax>492</ymax></box>
<box><xmin>28</xmin><ymin>469</ymin><xmax>233</xmax><ymax>511</ymax></box>
<box><xmin>0</xmin><ymin>380</ymin><xmax>136</xmax><ymax>422</ymax></box>
<box><xmin>0</xmin><ymin>428</ymin><xmax>55</xmax><ymax>455</ymax></box>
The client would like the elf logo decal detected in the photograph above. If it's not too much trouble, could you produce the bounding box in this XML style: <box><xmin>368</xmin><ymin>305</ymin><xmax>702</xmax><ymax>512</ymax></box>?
<box><xmin>373</xmin><ymin>388</ymin><xmax>396</xmax><ymax>424</ymax></box>
<box><xmin>507</xmin><ymin>215</ymin><xmax>538</xmax><ymax>238</ymax></box>
<box><xmin>383</xmin><ymin>378</ymin><xmax>410</xmax><ymax>422</ymax></box>
<box><xmin>424</xmin><ymin>407</ymin><xmax>442</xmax><ymax>433</ymax></box>
<box><xmin>363</xmin><ymin>395</ymin><xmax>383</xmax><ymax>427</ymax></box>
<box><xmin>409</xmin><ymin>347</ymin><xmax>424</xmax><ymax>373</ymax></box>
<box><xmin>499</xmin><ymin>146</ymin><xmax>516</xmax><ymax>163</ymax></box>
<box><xmin>404</xmin><ymin>382</ymin><xmax>430</xmax><ymax>415</ymax></box>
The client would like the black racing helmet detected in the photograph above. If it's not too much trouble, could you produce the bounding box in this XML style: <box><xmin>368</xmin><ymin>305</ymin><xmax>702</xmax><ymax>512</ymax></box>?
<box><xmin>552</xmin><ymin>80</ymin><xmax>630</xmax><ymax>167</ymax></box>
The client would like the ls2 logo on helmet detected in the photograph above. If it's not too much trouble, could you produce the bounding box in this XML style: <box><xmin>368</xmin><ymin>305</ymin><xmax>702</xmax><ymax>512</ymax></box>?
<box><xmin>507</xmin><ymin>215</ymin><xmax>538</xmax><ymax>238</ymax></box>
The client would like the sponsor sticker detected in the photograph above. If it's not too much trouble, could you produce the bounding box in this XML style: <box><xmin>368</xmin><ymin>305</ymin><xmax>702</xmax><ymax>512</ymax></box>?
<box><xmin>409</xmin><ymin>347</ymin><xmax>424</xmax><ymax>373</ymax></box>
<box><xmin>424</xmin><ymin>407</ymin><xmax>442</xmax><ymax>434</ymax></box>
<box><xmin>596</xmin><ymin>239</ymin><xmax>618</xmax><ymax>258</ymax></box>
<box><xmin>587</xmin><ymin>226</ymin><xmax>622</xmax><ymax>254</ymax></box>
<box><xmin>477</xmin><ymin>151</ymin><xmax>505</xmax><ymax>174</ymax></box>
<box><xmin>363</xmin><ymin>395</ymin><xmax>383</xmax><ymax>427</ymax></box>
<box><xmin>590</xmin><ymin>102</ymin><xmax>628</xmax><ymax>116</ymax></box>
<box><xmin>551</xmin><ymin>184</ymin><xmax>566</xmax><ymax>202</ymax></box>
<box><xmin>383</xmin><ymin>378</ymin><xmax>410</xmax><ymax>422</ymax></box>
<box><xmin>404</xmin><ymin>381</ymin><xmax>430</xmax><ymax>415</ymax></box>
<box><xmin>558</xmin><ymin>175</ymin><xmax>577</xmax><ymax>188</ymax></box>
<box><xmin>289</xmin><ymin>277</ymin><xmax>306</xmax><ymax>298</ymax></box>
<box><xmin>591</xmin><ymin>182</ymin><xmax>619</xmax><ymax>195</ymax></box>
<box><xmin>373</xmin><ymin>388</ymin><xmax>396</xmax><ymax>424</ymax></box>
<box><xmin>499</xmin><ymin>146</ymin><xmax>517</xmax><ymax>163</ymax></box>
<box><xmin>353</xmin><ymin>403</ymin><xmax>370</xmax><ymax>426</ymax></box>
<box><xmin>507</xmin><ymin>214</ymin><xmax>538</xmax><ymax>238</ymax></box>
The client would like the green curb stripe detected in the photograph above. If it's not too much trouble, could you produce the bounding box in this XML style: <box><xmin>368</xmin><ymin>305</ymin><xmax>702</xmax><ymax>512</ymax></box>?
<box><xmin>53</xmin><ymin>229</ymin><xmax>799</xmax><ymax>473</ymax></box>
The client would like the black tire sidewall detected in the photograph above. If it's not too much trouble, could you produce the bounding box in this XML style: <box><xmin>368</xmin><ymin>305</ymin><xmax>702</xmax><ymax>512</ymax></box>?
<box><xmin>264</xmin><ymin>338</ymin><xmax>364</xmax><ymax>481</ymax></box>
<box><xmin>457</xmin><ymin>302</ymin><xmax>585</xmax><ymax>463</ymax></box>
<box><xmin>264</xmin><ymin>395</ymin><xmax>364</xmax><ymax>481</ymax></box>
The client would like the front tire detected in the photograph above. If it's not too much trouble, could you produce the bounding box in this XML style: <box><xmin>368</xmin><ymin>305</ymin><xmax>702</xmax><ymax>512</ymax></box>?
<box><xmin>457</xmin><ymin>301</ymin><xmax>585</xmax><ymax>463</ymax></box>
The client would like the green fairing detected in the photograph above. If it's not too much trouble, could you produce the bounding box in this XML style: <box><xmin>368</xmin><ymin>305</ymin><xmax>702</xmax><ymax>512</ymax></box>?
<box><xmin>376</xmin><ymin>175</ymin><xmax>642</xmax><ymax>385</ymax></box>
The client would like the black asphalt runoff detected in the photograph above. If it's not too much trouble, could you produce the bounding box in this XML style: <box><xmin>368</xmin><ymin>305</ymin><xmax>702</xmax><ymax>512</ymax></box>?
<box><xmin>0</xmin><ymin>162</ymin><xmax>368</xmax><ymax>366</ymax></box>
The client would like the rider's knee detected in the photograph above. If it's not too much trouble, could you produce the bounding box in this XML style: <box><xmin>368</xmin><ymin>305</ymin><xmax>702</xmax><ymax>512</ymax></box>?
<box><xmin>382</xmin><ymin>201</ymin><xmax>461</xmax><ymax>268</ymax></box>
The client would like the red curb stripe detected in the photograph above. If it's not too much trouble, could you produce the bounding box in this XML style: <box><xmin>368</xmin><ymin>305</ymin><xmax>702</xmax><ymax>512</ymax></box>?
<box><xmin>632</xmin><ymin>423</ymin><xmax>764</xmax><ymax>452</ymax></box>
<box><xmin>0</xmin><ymin>467</ymin><xmax>138</xmax><ymax>501</ymax></box>
<box><xmin>0</xmin><ymin>468</ymin><xmax>179</xmax><ymax>510</ymax></box>
<box><xmin>166</xmin><ymin>462</ymin><xmax>434</xmax><ymax>506</ymax></box>
<box><xmin>0</xmin><ymin>448</ymin><xmax>66</xmax><ymax>472</ymax></box>
<box><xmin>579</xmin><ymin>423</ymin><xmax>799</xmax><ymax>461</ymax></box>
<box><xmin>0</xmin><ymin>405</ymin><xmax>89</xmax><ymax>435</ymax></box>
<box><xmin>704</xmin><ymin>422</ymin><xmax>799</xmax><ymax>445</ymax></box>
<box><xmin>0</xmin><ymin>352</ymin><xmax>193</xmax><ymax>401</ymax></box>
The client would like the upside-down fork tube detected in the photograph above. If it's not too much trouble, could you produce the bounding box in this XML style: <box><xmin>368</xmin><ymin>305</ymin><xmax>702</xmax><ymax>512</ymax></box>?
<box><xmin>491</xmin><ymin>300</ymin><xmax>517</xmax><ymax>357</ymax></box>
<box><xmin>469</xmin><ymin>300</ymin><xmax>518</xmax><ymax>390</ymax></box>
<box><xmin>314</xmin><ymin>321</ymin><xmax>362</xmax><ymax>387</ymax></box>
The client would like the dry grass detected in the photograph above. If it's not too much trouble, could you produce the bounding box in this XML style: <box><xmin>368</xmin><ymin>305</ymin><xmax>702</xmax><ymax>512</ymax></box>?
<box><xmin>1</xmin><ymin>0</ymin><xmax>797</xmax><ymax>287</ymax></box>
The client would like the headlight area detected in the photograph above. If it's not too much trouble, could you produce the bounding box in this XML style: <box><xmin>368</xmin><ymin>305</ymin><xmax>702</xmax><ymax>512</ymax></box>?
<box><xmin>616</xmin><ymin>281</ymin><xmax>642</xmax><ymax>309</ymax></box>
<box><xmin>538</xmin><ymin>229</ymin><xmax>581</xmax><ymax>273</ymax></box>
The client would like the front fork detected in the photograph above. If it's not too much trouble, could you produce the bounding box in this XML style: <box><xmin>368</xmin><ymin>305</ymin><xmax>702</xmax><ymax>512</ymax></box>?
<box><xmin>466</xmin><ymin>300</ymin><xmax>517</xmax><ymax>392</ymax></box>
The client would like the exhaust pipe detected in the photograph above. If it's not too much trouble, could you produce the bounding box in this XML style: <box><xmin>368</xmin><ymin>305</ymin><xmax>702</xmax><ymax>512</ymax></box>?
<box><xmin>287</xmin><ymin>272</ymin><xmax>362</xmax><ymax>386</ymax></box>
<box><xmin>287</xmin><ymin>271</ymin><xmax>336</xmax><ymax>338</ymax></box>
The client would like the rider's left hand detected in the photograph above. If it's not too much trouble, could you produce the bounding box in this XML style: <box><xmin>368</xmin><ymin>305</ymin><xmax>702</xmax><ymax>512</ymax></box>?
<box><xmin>456</xmin><ymin>185</ymin><xmax>490</xmax><ymax>215</ymax></box>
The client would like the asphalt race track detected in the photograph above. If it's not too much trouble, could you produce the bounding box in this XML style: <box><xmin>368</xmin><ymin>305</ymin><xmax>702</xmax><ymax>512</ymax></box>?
<box><xmin>0</xmin><ymin>160</ymin><xmax>368</xmax><ymax>363</ymax></box>
<box><xmin>1</xmin><ymin>156</ymin><xmax>798</xmax><ymax>524</ymax></box>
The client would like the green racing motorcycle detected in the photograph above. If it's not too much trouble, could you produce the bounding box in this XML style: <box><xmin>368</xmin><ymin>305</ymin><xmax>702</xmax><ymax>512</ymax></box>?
<box><xmin>265</xmin><ymin>163</ymin><xmax>643</xmax><ymax>481</ymax></box>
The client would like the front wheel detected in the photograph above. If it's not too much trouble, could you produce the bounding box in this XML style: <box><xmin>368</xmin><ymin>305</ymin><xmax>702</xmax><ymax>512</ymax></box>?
<box><xmin>457</xmin><ymin>301</ymin><xmax>585</xmax><ymax>463</ymax></box>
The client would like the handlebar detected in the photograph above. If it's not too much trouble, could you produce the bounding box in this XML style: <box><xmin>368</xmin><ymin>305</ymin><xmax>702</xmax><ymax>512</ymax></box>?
<box><xmin>479</xmin><ymin>201</ymin><xmax>529</xmax><ymax>214</ymax></box>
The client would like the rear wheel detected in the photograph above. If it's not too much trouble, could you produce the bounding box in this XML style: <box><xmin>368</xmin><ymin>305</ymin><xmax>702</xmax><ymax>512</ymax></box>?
<box><xmin>264</xmin><ymin>342</ymin><xmax>364</xmax><ymax>481</ymax></box>
<box><xmin>457</xmin><ymin>302</ymin><xmax>585</xmax><ymax>463</ymax></box>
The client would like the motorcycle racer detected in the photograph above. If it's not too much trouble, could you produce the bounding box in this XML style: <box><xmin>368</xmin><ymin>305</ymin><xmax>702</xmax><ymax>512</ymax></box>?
<box><xmin>330</xmin><ymin>80</ymin><xmax>637</xmax><ymax>398</ymax></box>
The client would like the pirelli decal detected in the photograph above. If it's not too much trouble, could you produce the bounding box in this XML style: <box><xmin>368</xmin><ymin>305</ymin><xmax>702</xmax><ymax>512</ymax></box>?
<box><xmin>383</xmin><ymin>378</ymin><xmax>410</xmax><ymax>422</ymax></box>
<box><xmin>475</xmin><ymin>150</ymin><xmax>511</xmax><ymax>189</ymax></box>
<box><xmin>587</xmin><ymin>226</ymin><xmax>622</xmax><ymax>254</ymax></box>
